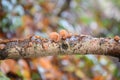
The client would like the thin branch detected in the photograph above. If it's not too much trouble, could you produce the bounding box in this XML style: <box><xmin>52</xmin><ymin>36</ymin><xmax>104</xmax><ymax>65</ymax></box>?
<box><xmin>0</xmin><ymin>32</ymin><xmax>120</xmax><ymax>60</ymax></box>
<box><xmin>57</xmin><ymin>0</ymin><xmax>71</xmax><ymax>16</ymax></box>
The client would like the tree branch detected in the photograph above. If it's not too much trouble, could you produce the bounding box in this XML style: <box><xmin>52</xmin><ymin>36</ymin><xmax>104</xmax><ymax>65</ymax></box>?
<box><xmin>57</xmin><ymin>0</ymin><xmax>71</xmax><ymax>16</ymax></box>
<box><xmin>0</xmin><ymin>34</ymin><xmax>120</xmax><ymax>60</ymax></box>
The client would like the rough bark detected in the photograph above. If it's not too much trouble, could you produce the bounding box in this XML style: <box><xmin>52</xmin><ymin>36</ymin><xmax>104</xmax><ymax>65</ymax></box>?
<box><xmin>0</xmin><ymin>34</ymin><xmax>120</xmax><ymax>60</ymax></box>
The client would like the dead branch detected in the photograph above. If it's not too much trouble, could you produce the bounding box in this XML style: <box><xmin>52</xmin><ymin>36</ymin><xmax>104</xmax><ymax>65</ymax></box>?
<box><xmin>0</xmin><ymin>31</ymin><xmax>120</xmax><ymax>60</ymax></box>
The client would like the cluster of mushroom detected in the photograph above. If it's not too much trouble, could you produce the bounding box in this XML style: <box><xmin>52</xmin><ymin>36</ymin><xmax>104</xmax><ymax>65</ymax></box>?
<box><xmin>49</xmin><ymin>30</ymin><xmax>71</xmax><ymax>42</ymax></box>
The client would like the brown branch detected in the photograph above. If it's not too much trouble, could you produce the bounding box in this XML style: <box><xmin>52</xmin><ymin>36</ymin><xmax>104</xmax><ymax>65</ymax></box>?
<box><xmin>57</xmin><ymin>0</ymin><xmax>71</xmax><ymax>16</ymax></box>
<box><xmin>0</xmin><ymin>32</ymin><xmax>120</xmax><ymax>60</ymax></box>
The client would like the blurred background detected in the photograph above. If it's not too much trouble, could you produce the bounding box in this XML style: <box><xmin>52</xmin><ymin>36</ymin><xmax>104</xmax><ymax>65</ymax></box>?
<box><xmin>0</xmin><ymin>0</ymin><xmax>120</xmax><ymax>80</ymax></box>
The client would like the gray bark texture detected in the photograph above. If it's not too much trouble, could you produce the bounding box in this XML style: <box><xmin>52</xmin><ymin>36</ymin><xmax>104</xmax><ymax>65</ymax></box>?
<box><xmin>0</xmin><ymin>34</ymin><xmax>120</xmax><ymax>60</ymax></box>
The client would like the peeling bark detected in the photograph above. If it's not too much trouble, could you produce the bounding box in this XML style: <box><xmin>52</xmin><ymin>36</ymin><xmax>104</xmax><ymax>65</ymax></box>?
<box><xmin>0</xmin><ymin>34</ymin><xmax>120</xmax><ymax>60</ymax></box>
